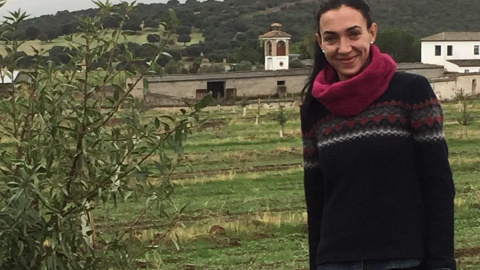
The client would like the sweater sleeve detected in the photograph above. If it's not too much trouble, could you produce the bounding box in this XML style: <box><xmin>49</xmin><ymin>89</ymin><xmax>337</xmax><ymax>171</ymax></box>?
<box><xmin>302</xmin><ymin>123</ymin><xmax>325</xmax><ymax>270</ymax></box>
<box><xmin>408</xmin><ymin>76</ymin><xmax>456</xmax><ymax>270</ymax></box>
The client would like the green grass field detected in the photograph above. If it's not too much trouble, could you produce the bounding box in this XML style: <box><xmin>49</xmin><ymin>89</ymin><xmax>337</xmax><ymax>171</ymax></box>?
<box><xmin>0</xmin><ymin>29</ymin><xmax>204</xmax><ymax>56</ymax></box>
<box><xmin>90</xmin><ymin>100</ymin><xmax>480</xmax><ymax>269</ymax></box>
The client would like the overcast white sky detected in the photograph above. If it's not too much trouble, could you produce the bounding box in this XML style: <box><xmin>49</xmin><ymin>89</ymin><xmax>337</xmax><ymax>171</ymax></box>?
<box><xmin>0</xmin><ymin>0</ymin><xmax>187</xmax><ymax>18</ymax></box>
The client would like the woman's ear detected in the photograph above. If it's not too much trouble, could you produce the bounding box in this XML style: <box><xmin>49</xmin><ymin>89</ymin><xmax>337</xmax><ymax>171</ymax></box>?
<box><xmin>315</xmin><ymin>33</ymin><xmax>322</xmax><ymax>49</ymax></box>
<box><xmin>369</xmin><ymin>23</ymin><xmax>378</xmax><ymax>43</ymax></box>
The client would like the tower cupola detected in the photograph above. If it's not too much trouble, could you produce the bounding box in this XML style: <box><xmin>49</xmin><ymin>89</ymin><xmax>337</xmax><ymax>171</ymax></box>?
<box><xmin>260</xmin><ymin>23</ymin><xmax>292</xmax><ymax>71</ymax></box>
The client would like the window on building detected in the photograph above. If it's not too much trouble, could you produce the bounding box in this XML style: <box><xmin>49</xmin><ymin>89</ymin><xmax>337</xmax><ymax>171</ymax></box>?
<box><xmin>447</xmin><ymin>45</ymin><xmax>453</xmax><ymax>56</ymax></box>
<box><xmin>475</xmin><ymin>45</ymin><xmax>479</xmax><ymax>55</ymax></box>
<box><xmin>435</xmin><ymin>45</ymin><xmax>441</xmax><ymax>56</ymax></box>
<box><xmin>267</xmin><ymin>41</ymin><xmax>272</xmax><ymax>56</ymax></box>
<box><xmin>465</xmin><ymin>70</ymin><xmax>470</xmax><ymax>73</ymax></box>
<box><xmin>277</xmin><ymin>81</ymin><xmax>286</xmax><ymax>86</ymax></box>
<box><xmin>277</xmin><ymin>41</ymin><xmax>286</xmax><ymax>56</ymax></box>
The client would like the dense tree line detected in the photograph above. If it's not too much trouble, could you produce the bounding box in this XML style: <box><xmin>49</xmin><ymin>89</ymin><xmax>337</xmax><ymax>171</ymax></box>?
<box><xmin>5</xmin><ymin>0</ymin><xmax>479</xmax><ymax>44</ymax></box>
<box><xmin>1</xmin><ymin>0</ymin><xmax>480</xmax><ymax>67</ymax></box>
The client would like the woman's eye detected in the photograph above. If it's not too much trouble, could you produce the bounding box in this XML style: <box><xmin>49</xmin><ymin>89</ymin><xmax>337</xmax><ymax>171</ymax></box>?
<box><xmin>349</xmin><ymin>32</ymin><xmax>361</xmax><ymax>38</ymax></box>
<box><xmin>323</xmin><ymin>36</ymin><xmax>336</xmax><ymax>43</ymax></box>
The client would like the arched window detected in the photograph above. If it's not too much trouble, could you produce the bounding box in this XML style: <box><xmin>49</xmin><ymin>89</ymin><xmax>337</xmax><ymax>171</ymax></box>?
<box><xmin>277</xmin><ymin>41</ymin><xmax>286</xmax><ymax>56</ymax></box>
<box><xmin>266</xmin><ymin>41</ymin><xmax>273</xmax><ymax>56</ymax></box>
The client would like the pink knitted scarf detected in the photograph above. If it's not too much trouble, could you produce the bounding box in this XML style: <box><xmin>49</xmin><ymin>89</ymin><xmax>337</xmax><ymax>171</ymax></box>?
<box><xmin>312</xmin><ymin>45</ymin><xmax>397</xmax><ymax>116</ymax></box>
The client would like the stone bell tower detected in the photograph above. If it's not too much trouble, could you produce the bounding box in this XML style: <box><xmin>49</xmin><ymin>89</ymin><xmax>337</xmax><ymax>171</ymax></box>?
<box><xmin>260</xmin><ymin>23</ymin><xmax>292</xmax><ymax>71</ymax></box>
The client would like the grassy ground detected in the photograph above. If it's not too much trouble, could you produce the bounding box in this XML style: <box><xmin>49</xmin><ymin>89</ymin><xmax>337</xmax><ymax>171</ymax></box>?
<box><xmin>0</xmin><ymin>29</ymin><xmax>204</xmax><ymax>56</ymax></box>
<box><xmin>91</xmin><ymin>99</ymin><xmax>480</xmax><ymax>269</ymax></box>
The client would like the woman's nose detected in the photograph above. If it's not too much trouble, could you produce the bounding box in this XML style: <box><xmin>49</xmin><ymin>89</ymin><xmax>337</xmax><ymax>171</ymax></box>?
<box><xmin>338</xmin><ymin>37</ymin><xmax>352</xmax><ymax>54</ymax></box>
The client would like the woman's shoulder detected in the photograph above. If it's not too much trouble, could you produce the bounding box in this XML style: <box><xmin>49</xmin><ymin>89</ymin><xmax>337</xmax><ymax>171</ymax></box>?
<box><xmin>391</xmin><ymin>71</ymin><xmax>429</xmax><ymax>87</ymax></box>
<box><xmin>388</xmin><ymin>71</ymin><xmax>434</xmax><ymax>101</ymax></box>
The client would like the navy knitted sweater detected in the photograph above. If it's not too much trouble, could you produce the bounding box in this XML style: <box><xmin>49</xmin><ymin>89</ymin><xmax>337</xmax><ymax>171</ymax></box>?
<box><xmin>302</xmin><ymin>72</ymin><xmax>456</xmax><ymax>270</ymax></box>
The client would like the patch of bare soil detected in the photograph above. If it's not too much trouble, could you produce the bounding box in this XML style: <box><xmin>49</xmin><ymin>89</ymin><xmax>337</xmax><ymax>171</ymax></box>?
<box><xmin>456</xmin><ymin>247</ymin><xmax>480</xmax><ymax>257</ymax></box>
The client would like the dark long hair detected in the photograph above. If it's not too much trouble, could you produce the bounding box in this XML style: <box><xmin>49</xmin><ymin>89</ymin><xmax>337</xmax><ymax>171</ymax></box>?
<box><xmin>300</xmin><ymin>0</ymin><xmax>373</xmax><ymax>119</ymax></box>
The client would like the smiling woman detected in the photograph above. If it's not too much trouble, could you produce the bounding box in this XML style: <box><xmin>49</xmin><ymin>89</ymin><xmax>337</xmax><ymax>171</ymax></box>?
<box><xmin>300</xmin><ymin>0</ymin><xmax>456</xmax><ymax>270</ymax></box>
<box><xmin>315</xmin><ymin>6</ymin><xmax>377</xmax><ymax>81</ymax></box>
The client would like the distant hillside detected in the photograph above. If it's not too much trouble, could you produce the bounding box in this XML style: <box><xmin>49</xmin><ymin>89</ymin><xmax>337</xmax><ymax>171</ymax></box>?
<box><xmin>2</xmin><ymin>0</ymin><xmax>480</xmax><ymax>65</ymax></box>
<box><xmin>9</xmin><ymin>0</ymin><xmax>480</xmax><ymax>42</ymax></box>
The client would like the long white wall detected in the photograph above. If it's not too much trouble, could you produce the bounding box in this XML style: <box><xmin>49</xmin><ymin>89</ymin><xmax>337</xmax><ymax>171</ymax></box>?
<box><xmin>431</xmin><ymin>73</ymin><xmax>480</xmax><ymax>100</ymax></box>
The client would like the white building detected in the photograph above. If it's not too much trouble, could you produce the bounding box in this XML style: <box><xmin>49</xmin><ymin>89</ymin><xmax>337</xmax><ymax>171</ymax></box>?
<box><xmin>421</xmin><ymin>32</ymin><xmax>480</xmax><ymax>73</ymax></box>
<box><xmin>260</xmin><ymin>23</ymin><xmax>291</xmax><ymax>71</ymax></box>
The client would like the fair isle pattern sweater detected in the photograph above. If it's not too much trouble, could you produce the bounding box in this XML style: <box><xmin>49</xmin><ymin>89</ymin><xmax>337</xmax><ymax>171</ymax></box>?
<box><xmin>302</xmin><ymin>72</ymin><xmax>456</xmax><ymax>270</ymax></box>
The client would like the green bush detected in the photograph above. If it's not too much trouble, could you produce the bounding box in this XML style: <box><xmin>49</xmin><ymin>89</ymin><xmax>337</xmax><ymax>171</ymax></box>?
<box><xmin>0</xmin><ymin>2</ymin><xmax>211</xmax><ymax>269</ymax></box>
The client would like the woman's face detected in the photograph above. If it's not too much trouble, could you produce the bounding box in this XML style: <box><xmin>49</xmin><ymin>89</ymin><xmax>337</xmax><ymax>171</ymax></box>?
<box><xmin>316</xmin><ymin>5</ymin><xmax>377</xmax><ymax>81</ymax></box>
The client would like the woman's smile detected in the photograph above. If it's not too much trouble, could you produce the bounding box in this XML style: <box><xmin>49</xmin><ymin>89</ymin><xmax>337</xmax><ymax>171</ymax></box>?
<box><xmin>338</xmin><ymin>55</ymin><xmax>357</xmax><ymax>64</ymax></box>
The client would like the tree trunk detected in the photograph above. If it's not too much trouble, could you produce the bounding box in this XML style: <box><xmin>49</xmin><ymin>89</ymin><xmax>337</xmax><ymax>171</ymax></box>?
<box><xmin>463</xmin><ymin>125</ymin><xmax>468</xmax><ymax>139</ymax></box>
<box><xmin>255</xmin><ymin>114</ymin><xmax>259</xmax><ymax>125</ymax></box>
<box><xmin>243</xmin><ymin>107</ymin><xmax>247</xmax><ymax>117</ymax></box>
<box><xmin>279</xmin><ymin>125</ymin><xmax>284</xmax><ymax>138</ymax></box>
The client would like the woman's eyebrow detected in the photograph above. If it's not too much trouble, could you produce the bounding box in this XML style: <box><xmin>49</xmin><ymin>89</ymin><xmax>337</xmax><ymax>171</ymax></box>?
<box><xmin>322</xmin><ymin>25</ymin><xmax>362</xmax><ymax>36</ymax></box>
<box><xmin>346</xmin><ymin>25</ymin><xmax>362</xmax><ymax>31</ymax></box>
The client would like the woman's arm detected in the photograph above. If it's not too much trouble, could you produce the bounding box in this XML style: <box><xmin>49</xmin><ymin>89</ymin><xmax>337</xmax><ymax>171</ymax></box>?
<box><xmin>408</xmin><ymin>75</ymin><xmax>456</xmax><ymax>270</ymax></box>
<box><xmin>302</xmin><ymin>124</ymin><xmax>325</xmax><ymax>270</ymax></box>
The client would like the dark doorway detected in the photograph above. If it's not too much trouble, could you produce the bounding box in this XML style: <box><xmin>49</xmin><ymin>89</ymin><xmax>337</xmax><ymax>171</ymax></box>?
<box><xmin>207</xmin><ymin>81</ymin><xmax>226</xmax><ymax>99</ymax></box>
<box><xmin>277</xmin><ymin>81</ymin><xmax>287</xmax><ymax>97</ymax></box>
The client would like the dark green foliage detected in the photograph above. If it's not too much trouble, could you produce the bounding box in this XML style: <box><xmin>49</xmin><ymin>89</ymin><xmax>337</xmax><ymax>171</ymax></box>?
<box><xmin>167</xmin><ymin>0</ymin><xmax>180</xmax><ymax>6</ymax></box>
<box><xmin>234</xmin><ymin>45</ymin><xmax>262</xmax><ymax>65</ymax></box>
<box><xmin>102</xmin><ymin>16</ymin><xmax>121</xmax><ymax>28</ymax></box>
<box><xmin>45</xmin><ymin>28</ymin><xmax>60</xmax><ymax>41</ymax></box>
<box><xmin>376</xmin><ymin>29</ymin><xmax>421</xmax><ymax>63</ymax></box>
<box><xmin>289</xmin><ymin>59</ymin><xmax>304</xmax><ymax>68</ymax></box>
<box><xmin>235</xmin><ymin>60</ymin><xmax>253</xmax><ymax>71</ymax></box>
<box><xmin>147</xmin><ymin>33</ymin><xmax>161</xmax><ymax>43</ymax></box>
<box><xmin>166</xmin><ymin>49</ymin><xmax>182</xmax><ymax>61</ymax></box>
<box><xmin>5</xmin><ymin>0</ymin><xmax>480</xmax><ymax>66</ymax></box>
<box><xmin>165</xmin><ymin>59</ymin><xmax>183</xmax><ymax>74</ymax></box>
<box><xmin>24</xmin><ymin>26</ymin><xmax>39</xmax><ymax>40</ymax></box>
<box><xmin>38</xmin><ymin>33</ymin><xmax>49</xmax><ymax>42</ymax></box>
<box><xmin>277</xmin><ymin>105</ymin><xmax>288</xmax><ymax>124</ymax></box>
<box><xmin>15</xmin><ymin>51</ymin><xmax>34</xmax><ymax>68</ymax></box>
<box><xmin>134</xmin><ymin>43</ymin><xmax>157</xmax><ymax>59</ymax></box>
<box><xmin>176</xmin><ymin>25</ymin><xmax>191</xmax><ymax>36</ymax></box>
<box><xmin>177</xmin><ymin>34</ymin><xmax>191</xmax><ymax>45</ymax></box>
<box><xmin>48</xmin><ymin>45</ymin><xmax>75</xmax><ymax>64</ymax></box>
<box><xmin>189</xmin><ymin>61</ymin><xmax>201</xmax><ymax>74</ymax></box>
<box><xmin>61</xmin><ymin>23</ymin><xmax>78</xmax><ymax>35</ymax></box>
<box><xmin>143</xmin><ymin>17</ymin><xmax>159</xmax><ymax>28</ymax></box>
<box><xmin>0</xmin><ymin>4</ymin><xmax>212</xmax><ymax>268</ymax></box>
<box><xmin>184</xmin><ymin>44</ymin><xmax>202</xmax><ymax>58</ymax></box>
<box><xmin>9</xmin><ymin>0</ymin><xmax>480</xmax><ymax>44</ymax></box>
<box><xmin>122</xmin><ymin>17</ymin><xmax>142</xmax><ymax>31</ymax></box>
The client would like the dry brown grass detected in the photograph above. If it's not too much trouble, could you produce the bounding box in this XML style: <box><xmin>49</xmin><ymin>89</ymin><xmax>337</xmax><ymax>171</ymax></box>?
<box><xmin>172</xmin><ymin>170</ymin><xmax>237</xmax><ymax>185</ymax></box>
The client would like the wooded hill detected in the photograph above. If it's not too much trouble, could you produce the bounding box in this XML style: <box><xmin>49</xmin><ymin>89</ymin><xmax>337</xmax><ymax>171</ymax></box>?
<box><xmin>2</xmin><ymin>0</ymin><xmax>480</xmax><ymax>66</ymax></box>
<box><xmin>10</xmin><ymin>0</ymin><xmax>480</xmax><ymax>41</ymax></box>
